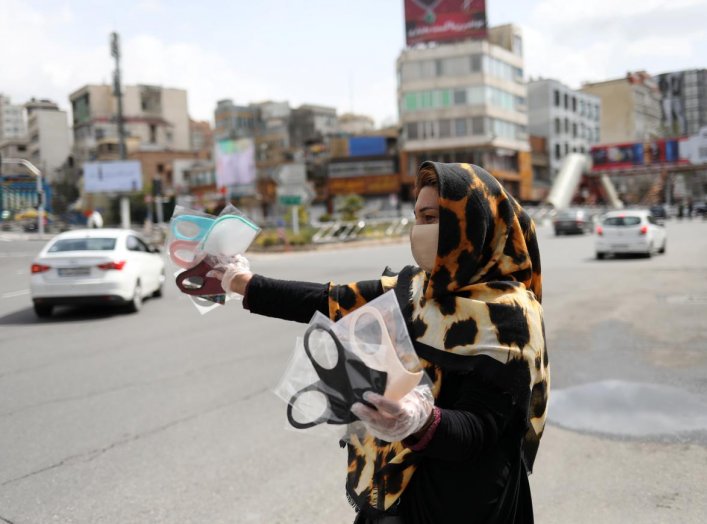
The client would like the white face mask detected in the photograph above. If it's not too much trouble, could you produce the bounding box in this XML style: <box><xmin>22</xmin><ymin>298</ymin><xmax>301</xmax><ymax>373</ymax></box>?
<box><xmin>410</xmin><ymin>224</ymin><xmax>439</xmax><ymax>273</ymax></box>
<box><xmin>348</xmin><ymin>307</ymin><xmax>423</xmax><ymax>402</ymax></box>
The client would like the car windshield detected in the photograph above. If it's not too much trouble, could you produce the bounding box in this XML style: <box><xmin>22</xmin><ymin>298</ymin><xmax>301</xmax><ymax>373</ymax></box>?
<box><xmin>48</xmin><ymin>237</ymin><xmax>117</xmax><ymax>252</ymax></box>
<box><xmin>557</xmin><ymin>210</ymin><xmax>582</xmax><ymax>219</ymax></box>
<box><xmin>603</xmin><ymin>216</ymin><xmax>641</xmax><ymax>227</ymax></box>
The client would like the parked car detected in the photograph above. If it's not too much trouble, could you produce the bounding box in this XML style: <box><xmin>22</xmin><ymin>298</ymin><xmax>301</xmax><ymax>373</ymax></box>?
<box><xmin>552</xmin><ymin>208</ymin><xmax>593</xmax><ymax>235</ymax></box>
<box><xmin>649</xmin><ymin>204</ymin><xmax>668</xmax><ymax>222</ymax></box>
<box><xmin>595</xmin><ymin>210</ymin><xmax>667</xmax><ymax>259</ymax></box>
<box><xmin>30</xmin><ymin>228</ymin><xmax>165</xmax><ymax>317</ymax></box>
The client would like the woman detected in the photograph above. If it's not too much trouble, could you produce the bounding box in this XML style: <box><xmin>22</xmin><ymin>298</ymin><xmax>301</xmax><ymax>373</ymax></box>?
<box><xmin>213</xmin><ymin>162</ymin><xmax>549</xmax><ymax>523</ymax></box>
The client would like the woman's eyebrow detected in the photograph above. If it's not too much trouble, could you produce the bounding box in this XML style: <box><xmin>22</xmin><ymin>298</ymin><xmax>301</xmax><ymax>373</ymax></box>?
<box><xmin>416</xmin><ymin>206</ymin><xmax>438</xmax><ymax>214</ymax></box>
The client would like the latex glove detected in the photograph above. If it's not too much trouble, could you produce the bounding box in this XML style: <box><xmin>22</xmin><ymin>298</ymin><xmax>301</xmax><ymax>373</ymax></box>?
<box><xmin>207</xmin><ymin>254</ymin><xmax>252</xmax><ymax>297</ymax></box>
<box><xmin>351</xmin><ymin>386</ymin><xmax>434</xmax><ymax>442</ymax></box>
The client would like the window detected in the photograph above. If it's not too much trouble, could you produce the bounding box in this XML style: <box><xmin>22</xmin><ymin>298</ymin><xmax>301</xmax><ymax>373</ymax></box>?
<box><xmin>554</xmin><ymin>90</ymin><xmax>560</xmax><ymax>107</ymax></box>
<box><xmin>404</xmin><ymin>93</ymin><xmax>417</xmax><ymax>111</ymax></box>
<box><xmin>49</xmin><ymin>238</ymin><xmax>116</xmax><ymax>252</ymax></box>
<box><xmin>149</xmin><ymin>124</ymin><xmax>157</xmax><ymax>144</ymax></box>
<box><xmin>471</xmin><ymin>117</ymin><xmax>485</xmax><ymax>135</ymax></box>
<box><xmin>564</xmin><ymin>143</ymin><xmax>569</xmax><ymax>154</ymax></box>
<box><xmin>406</xmin><ymin>122</ymin><xmax>418</xmax><ymax>140</ymax></box>
<box><xmin>555</xmin><ymin>118</ymin><xmax>561</xmax><ymax>134</ymax></box>
<box><xmin>579</xmin><ymin>100</ymin><xmax>585</xmax><ymax>115</ymax></box>
<box><xmin>470</xmin><ymin>55</ymin><xmax>482</xmax><ymax>72</ymax></box>
<box><xmin>454</xmin><ymin>118</ymin><xmax>467</xmax><ymax>136</ymax></box>
<box><xmin>435</xmin><ymin>59</ymin><xmax>443</xmax><ymax>76</ymax></box>
<box><xmin>127</xmin><ymin>236</ymin><xmax>148</xmax><ymax>252</ymax></box>
<box><xmin>595</xmin><ymin>127</ymin><xmax>600</xmax><ymax>142</ymax></box>
<box><xmin>572</xmin><ymin>122</ymin><xmax>577</xmax><ymax>138</ymax></box>
<box><xmin>564</xmin><ymin>118</ymin><xmax>569</xmax><ymax>133</ymax></box>
<box><xmin>453</xmin><ymin>89</ymin><xmax>467</xmax><ymax>105</ymax></box>
<box><xmin>564</xmin><ymin>93</ymin><xmax>569</xmax><ymax>109</ymax></box>
<box><xmin>439</xmin><ymin>119</ymin><xmax>452</xmax><ymax>138</ymax></box>
<box><xmin>572</xmin><ymin>97</ymin><xmax>577</xmax><ymax>112</ymax></box>
<box><xmin>513</xmin><ymin>35</ymin><xmax>523</xmax><ymax>56</ymax></box>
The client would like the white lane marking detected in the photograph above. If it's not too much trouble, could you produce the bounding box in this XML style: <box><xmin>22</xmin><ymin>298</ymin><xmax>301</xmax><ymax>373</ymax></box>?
<box><xmin>1</xmin><ymin>289</ymin><xmax>30</xmax><ymax>298</ymax></box>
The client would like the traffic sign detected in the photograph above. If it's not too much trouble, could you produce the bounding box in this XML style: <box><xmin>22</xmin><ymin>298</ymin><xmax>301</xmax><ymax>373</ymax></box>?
<box><xmin>278</xmin><ymin>195</ymin><xmax>302</xmax><ymax>205</ymax></box>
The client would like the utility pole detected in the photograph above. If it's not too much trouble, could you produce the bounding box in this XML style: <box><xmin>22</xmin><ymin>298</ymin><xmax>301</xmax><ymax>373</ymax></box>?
<box><xmin>111</xmin><ymin>31</ymin><xmax>130</xmax><ymax>229</ymax></box>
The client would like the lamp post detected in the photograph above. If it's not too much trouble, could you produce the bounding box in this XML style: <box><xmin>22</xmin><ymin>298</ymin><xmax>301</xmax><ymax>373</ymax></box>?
<box><xmin>1</xmin><ymin>158</ymin><xmax>44</xmax><ymax>235</ymax></box>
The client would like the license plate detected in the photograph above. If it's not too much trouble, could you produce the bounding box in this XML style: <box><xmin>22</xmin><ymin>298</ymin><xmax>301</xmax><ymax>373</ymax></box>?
<box><xmin>611</xmin><ymin>244</ymin><xmax>629</xmax><ymax>249</ymax></box>
<box><xmin>58</xmin><ymin>267</ymin><xmax>90</xmax><ymax>277</ymax></box>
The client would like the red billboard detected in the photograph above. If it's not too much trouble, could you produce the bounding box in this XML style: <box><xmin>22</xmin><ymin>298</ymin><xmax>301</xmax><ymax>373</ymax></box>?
<box><xmin>404</xmin><ymin>0</ymin><xmax>487</xmax><ymax>46</ymax></box>
<box><xmin>590</xmin><ymin>138</ymin><xmax>689</xmax><ymax>172</ymax></box>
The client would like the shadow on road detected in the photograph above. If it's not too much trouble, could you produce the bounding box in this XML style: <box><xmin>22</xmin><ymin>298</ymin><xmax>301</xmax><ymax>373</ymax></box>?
<box><xmin>0</xmin><ymin>305</ymin><xmax>125</xmax><ymax>325</ymax></box>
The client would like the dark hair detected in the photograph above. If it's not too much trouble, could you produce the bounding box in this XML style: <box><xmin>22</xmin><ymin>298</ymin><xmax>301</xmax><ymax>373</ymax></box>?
<box><xmin>415</xmin><ymin>165</ymin><xmax>438</xmax><ymax>197</ymax></box>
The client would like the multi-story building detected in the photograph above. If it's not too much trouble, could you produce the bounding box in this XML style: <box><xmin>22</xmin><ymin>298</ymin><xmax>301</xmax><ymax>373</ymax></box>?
<box><xmin>655</xmin><ymin>68</ymin><xmax>707</xmax><ymax>137</ymax></box>
<box><xmin>338</xmin><ymin>113</ymin><xmax>376</xmax><ymax>135</ymax></box>
<box><xmin>580</xmin><ymin>71</ymin><xmax>661</xmax><ymax>144</ymax></box>
<box><xmin>289</xmin><ymin>104</ymin><xmax>338</xmax><ymax>148</ymax></box>
<box><xmin>0</xmin><ymin>94</ymin><xmax>26</xmax><ymax>141</ymax></box>
<box><xmin>397</xmin><ymin>24</ymin><xmax>531</xmax><ymax>198</ymax></box>
<box><xmin>69</xmin><ymin>84</ymin><xmax>190</xmax><ymax>164</ymax></box>
<box><xmin>23</xmin><ymin>98</ymin><xmax>71</xmax><ymax>183</ymax></box>
<box><xmin>528</xmin><ymin>78</ymin><xmax>601</xmax><ymax>182</ymax></box>
<box><xmin>189</xmin><ymin>119</ymin><xmax>213</xmax><ymax>159</ymax></box>
<box><xmin>214</xmin><ymin>99</ymin><xmax>257</xmax><ymax>141</ymax></box>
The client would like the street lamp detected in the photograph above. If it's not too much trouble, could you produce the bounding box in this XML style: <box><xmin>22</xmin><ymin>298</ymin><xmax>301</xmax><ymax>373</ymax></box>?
<box><xmin>1</xmin><ymin>157</ymin><xmax>45</xmax><ymax>235</ymax></box>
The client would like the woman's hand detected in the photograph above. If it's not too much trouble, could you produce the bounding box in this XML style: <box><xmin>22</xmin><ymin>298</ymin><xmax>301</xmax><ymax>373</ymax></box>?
<box><xmin>351</xmin><ymin>386</ymin><xmax>434</xmax><ymax>443</ymax></box>
<box><xmin>207</xmin><ymin>255</ymin><xmax>253</xmax><ymax>296</ymax></box>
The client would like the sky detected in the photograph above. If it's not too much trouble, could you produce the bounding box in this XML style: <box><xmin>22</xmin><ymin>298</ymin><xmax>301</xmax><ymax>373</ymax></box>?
<box><xmin>1</xmin><ymin>0</ymin><xmax>706</xmax><ymax>127</ymax></box>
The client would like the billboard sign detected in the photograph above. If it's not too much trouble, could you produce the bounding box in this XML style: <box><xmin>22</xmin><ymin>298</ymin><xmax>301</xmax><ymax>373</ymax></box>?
<box><xmin>590</xmin><ymin>138</ymin><xmax>689</xmax><ymax>172</ymax></box>
<box><xmin>83</xmin><ymin>161</ymin><xmax>142</xmax><ymax>193</ymax></box>
<box><xmin>214</xmin><ymin>138</ymin><xmax>256</xmax><ymax>190</ymax></box>
<box><xmin>404</xmin><ymin>0</ymin><xmax>487</xmax><ymax>46</ymax></box>
<box><xmin>656</xmin><ymin>72</ymin><xmax>687</xmax><ymax>136</ymax></box>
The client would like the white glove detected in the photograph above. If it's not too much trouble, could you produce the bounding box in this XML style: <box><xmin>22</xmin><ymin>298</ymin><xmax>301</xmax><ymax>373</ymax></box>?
<box><xmin>207</xmin><ymin>254</ymin><xmax>252</xmax><ymax>297</ymax></box>
<box><xmin>351</xmin><ymin>386</ymin><xmax>434</xmax><ymax>442</ymax></box>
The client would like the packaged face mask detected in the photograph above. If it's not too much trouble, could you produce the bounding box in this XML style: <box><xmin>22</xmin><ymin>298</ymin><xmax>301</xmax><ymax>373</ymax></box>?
<box><xmin>282</xmin><ymin>292</ymin><xmax>425</xmax><ymax>431</ymax></box>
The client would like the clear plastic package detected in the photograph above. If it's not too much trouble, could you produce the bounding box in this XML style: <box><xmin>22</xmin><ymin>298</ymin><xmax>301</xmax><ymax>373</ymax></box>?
<box><xmin>166</xmin><ymin>204</ymin><xmax>260</xmax><ymax>314</ymax></box>
<box><xmin>274</xmin><ymin>290</ymin><xmax>432</xmax><ymax>440</ymax></box>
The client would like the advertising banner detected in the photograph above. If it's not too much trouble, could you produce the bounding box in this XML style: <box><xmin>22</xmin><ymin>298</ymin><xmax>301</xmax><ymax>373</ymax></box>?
<box><xmin>83</xmin><ymin>161</ymin><xmax>142</xmax><ymax>193</ymax></box>
<box><xmin>214</xmin><ymin>138</ymin><xmax>256</xmax><ymax>190</ymax></box>
<box><xmin>404</xmin><ymin>0</ymin><xmax>487</xmax><ymax>46</ymax></box>
<box><xmin>590</xmin><ymin>138</ymin><xmax>689</xmax><ymax>171</ymax></box>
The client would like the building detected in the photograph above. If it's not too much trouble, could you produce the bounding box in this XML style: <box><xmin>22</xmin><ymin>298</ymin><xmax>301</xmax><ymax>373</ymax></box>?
<box><xmin>580</xmin><ymin>71</ymin><xmax>661</xmax><ymax>143</ymax></box>
<box><xmin>289</xmin><ymin>104</ymin><xmax>338</xmax><ymax>148</ymax></box>
<box><xmin>0</xmin><ymin>94</ymin><xmax>26</xmax><ymax>141</ymax></box>
<box><xmin>397</xmin><ymin>24</ymin><xmax>531</xmax><ymax>199</ymax></box>
<box><xmin>338</xmin><ymin>113</ymin><xmax>376</xmax><ymax>135</ymax></box>
<box><xmin>655</xmin><ymin>69</ymin><xmax>707</xmax><ymax>137</ymax></box>
<box><xmin>528</xmin><ymin>135</ymin><xmax>550</xmax><ymax>201</ymax></box>
<box><xmin>528</xmin><ymin>78</ymin><xmax>601</xmax><ymax>182</ymax></box>
<box><xmin>214</xmin><ymin>99</ymin><xmax>257</xmax><ymax>140</ymax></box>
<box><xmin>189</xmin><ymin>119</ymin><xmax>213</xmax><ymax>159</ymax></box>
<box><xmin>69</xmin><ymin>84</ymin><xmax>191</xmax><ymax>164</ymax></box>
<box><xmin>23</xmin><ymin>98</ymin><xmax>71</xmax><ymax>183</ymax></box>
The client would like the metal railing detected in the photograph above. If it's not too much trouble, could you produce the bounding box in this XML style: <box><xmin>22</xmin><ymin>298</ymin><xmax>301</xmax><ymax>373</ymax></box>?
<box><xmin>311</xmin><ymin>217</ymin><xmax>412</xmax><ymax>244</ymax></box>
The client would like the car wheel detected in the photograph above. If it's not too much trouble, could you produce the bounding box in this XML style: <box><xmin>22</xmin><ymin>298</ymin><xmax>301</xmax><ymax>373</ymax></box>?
<box><xmin>596</xmin><ymin>252</ymin><xmax>605</xmax><ymax>260</ymax></box>
<box><xmin>126</xmin><ymin>281</ymin><xmax>143</xmax><ymax>313</ymax></box>
<box><xmin>659</xmin><ymin>240</ymin><xmax>666</xmax><ymax>254</ymax></box>
<box><xmin>645</xmin><ymin>244</ymin><xmax>653</xmax><ymax>258</ymax></box>
<box><xmin>33</xmin><ymin>303</ymin><xmax>53</xmax><ymax>318</ymax></box>
<box><xmin>152</xmin><ymin>271</ymin><xmax>164</xmax><ymax>298</ymax></box>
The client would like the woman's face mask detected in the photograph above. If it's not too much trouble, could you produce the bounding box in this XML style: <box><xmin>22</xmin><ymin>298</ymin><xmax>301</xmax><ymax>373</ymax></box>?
<box><xmin>412</xmin><ymin>186</ymin><xmax>440</xmax><ymax>273</ymax></box>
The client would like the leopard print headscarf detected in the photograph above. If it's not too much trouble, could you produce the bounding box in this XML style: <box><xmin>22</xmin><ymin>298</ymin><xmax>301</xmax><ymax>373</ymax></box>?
<box><xmin>328</xmin><ymin>162</ymin><xmax>549</xmax><ymax>514</ymax></box>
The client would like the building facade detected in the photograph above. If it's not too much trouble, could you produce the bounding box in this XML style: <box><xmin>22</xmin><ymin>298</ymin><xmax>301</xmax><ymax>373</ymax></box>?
<box><xmin>289</xmin><ymin>104</ymin><xmax>338</xmax><ymax>148</ymax></box>
<box><xmin>338</xmin><ymin>113</ymin><xmax>376</xmax><ymax>135</ymax></box>
<box><xmin>24</xmin><ymin>99</ymin><xmax>71</xmax><ymax>183</ymax></box>
<box><xmin>528</xmin><ymin>78</ymin><xmax>601</xmax><ymax>182</ymax></box>
<box><xmin>581</xmin><ymin>71</ymin><xmax>661</xmax><ymax>144</ymax></box>
<box><xmin>397</xmin><ymin>24</ymin><xmax>531</xmax><ymax>198</ymax></box>
<box><xmin>0</xmin><ymin>94</ymin><xmax>26</xmax><ymax>141</ymax></box>
<box><xmin>69</xmin><ymin>84</ymin><xmax>190</xmax><ymax>164</ymax></box>
<box><xmin>655</xmin><ymin>68</ymin><xmax>707</xmax><ymax>137</ymax></box>
<box><xmin>214</xmin><ymin>99</ymin><xmax>257</xmax><ymax>141</ymax></box>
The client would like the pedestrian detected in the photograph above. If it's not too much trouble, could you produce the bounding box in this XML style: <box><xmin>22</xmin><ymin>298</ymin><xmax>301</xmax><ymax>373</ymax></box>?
<box><xmin>211</xmin><ymin>162</ymin><xmax>549</xmax><ymax>523</ymax></box>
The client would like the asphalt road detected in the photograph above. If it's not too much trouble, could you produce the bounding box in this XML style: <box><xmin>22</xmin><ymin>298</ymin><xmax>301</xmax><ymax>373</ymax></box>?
<box><xmin>0</xmin><ymin>221</ymin><xmax>706</xmax><ymax>523</ymax></box>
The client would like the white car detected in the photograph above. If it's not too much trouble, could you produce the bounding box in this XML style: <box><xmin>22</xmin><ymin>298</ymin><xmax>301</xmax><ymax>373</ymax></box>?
<box><xmin>595</xmin><ymin>210</ymin><xmax>667</xmax><ymax>259</ymax></box>
<box><xmin>30</xmin><ymin>228</ymin><xmax>165</xmax><ymax>317</ymax></box>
